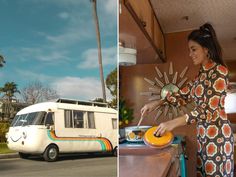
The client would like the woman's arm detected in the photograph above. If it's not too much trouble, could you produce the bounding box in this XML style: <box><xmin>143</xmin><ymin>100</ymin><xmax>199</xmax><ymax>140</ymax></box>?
<box><xmin>141</xmin><ymin>81</ymin><xmax>193</xmax><ymax>118</ymax></box>
<box><xmin>141</xmin><ymin>99</ymin><xmax>164</xmax><ymax>117</ymax></box>
<box><xmin>186</xmin><ymin>65</ymin><xmax>228</xmax><ymax>124</ymax></box>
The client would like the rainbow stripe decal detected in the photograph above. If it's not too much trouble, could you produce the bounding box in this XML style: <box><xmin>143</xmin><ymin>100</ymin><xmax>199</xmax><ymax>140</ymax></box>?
<box><xmin>47</xmin><ymin>130</ymin><xmax>112</xmax><ymax>151</ymax></box>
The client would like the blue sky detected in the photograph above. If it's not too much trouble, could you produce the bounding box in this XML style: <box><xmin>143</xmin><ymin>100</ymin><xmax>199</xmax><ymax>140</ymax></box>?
<box><xmin>0</xmin><ymin>0</ymin><xmax>117</xmax><ymax>101</ymax></box>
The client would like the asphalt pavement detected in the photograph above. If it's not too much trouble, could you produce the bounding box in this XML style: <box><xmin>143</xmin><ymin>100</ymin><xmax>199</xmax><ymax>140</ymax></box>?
<box><xmin>0</xmin><ymin>153</ymin><xmax>19</xmax><ymax>159</ymax></box>
<box><xmin>0</xmin><ymin>153</ymin><xmax>117</xmax><ymax>177</ymax></box>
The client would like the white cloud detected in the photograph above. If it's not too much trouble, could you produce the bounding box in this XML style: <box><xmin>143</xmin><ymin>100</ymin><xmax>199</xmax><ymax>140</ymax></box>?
<box><xmin>77</xmin><ymin>46</ymin><xmax>117</xmax><ymax>69</ymax></box>
<box><xmin>14</xmin><ymin>47</ymin><xmax>70</xmax><ymax>63</ymax></box>
<box><xmin>45</xmin><ymin>29</ymin><xmax>88</xmax><ymax>48</ymax></box>
<box><xmin>28</xmin><ymin>0</ymin><xmax>86</xmax><ymax>6</ymax></box>
<box><xmin>37</xmin><ymin>51</ymin><xmax>69</xmax><ymax>62</ymax></box>
<box><xmin>51</xmin><ymin>76</ymin><xmax>112</xmax><ymax>100</ymax></box>
<box><xmin>30</xmin><ymin>0</ymin><xmax>116</xmax><ymax>12</ymax></box>
<box><xmin>31</xmin><ymin>0</ymin><xmax>116</xmax><ymax>48</ymax></box>
<box><xmin>15</xmin><ymin>70</ymin><xmax>114</xmax><ymax>101</ymax></box>
<box><xmin>58</xmin><ymin>12</ymin><xmax>69</xmax><ymax>19</ymax></box>
<box><xmin>16</xmin><ymin>69</ymin><xmax>55</xmax><ymax>84</ymax></box>
<box><xmin>43</xmin><ymin>12</ymin><xmax>94</xmax><ymax>48</ymax></box>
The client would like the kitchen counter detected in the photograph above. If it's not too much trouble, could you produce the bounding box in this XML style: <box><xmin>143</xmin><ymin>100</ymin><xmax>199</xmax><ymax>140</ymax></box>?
<box><xmin>119</xmin><ymin>142</ymin><xmax>180</xmax><ymax>177</ymax></box>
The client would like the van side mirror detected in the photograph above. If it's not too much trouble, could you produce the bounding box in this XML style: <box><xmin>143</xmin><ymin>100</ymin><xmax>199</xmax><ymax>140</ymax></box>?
<box><xmin>46</xmin><ymin>124</ymin><xmax>50</xmax><ymax>129</ymax></box>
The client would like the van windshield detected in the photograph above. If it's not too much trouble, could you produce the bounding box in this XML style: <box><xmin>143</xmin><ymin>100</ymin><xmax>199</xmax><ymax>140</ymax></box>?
<box><xmin>11</xmin><ymin>111</ymin><xmax>47</xmax><ymax>127</ymax></box>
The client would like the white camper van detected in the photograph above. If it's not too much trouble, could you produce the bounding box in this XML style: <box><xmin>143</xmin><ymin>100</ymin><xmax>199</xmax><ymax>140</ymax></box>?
<box><xmin>6</xmin><ymin>99</ymin><xmax>117</xmax><ymax>162</ymax></box>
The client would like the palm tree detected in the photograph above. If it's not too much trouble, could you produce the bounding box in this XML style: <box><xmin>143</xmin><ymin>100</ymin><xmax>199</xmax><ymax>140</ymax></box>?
<box><xmin>0</xmin><ymin>82</ymin><xmax>20</xmax><ymax>120</ymax></box>
<box><xmin>90</xmin><ymin>0</ymin><xmax>106</xmax><ymax>102</ymax></box>
<box><xmin>0</xmin><ymin>82</ymin><xmax>20</xmax><ymax>101</ymax></box>
<box><xmin>0</xmin><ymin>54</ymin><xmax>6</xmax><ymax>67</ymax></box>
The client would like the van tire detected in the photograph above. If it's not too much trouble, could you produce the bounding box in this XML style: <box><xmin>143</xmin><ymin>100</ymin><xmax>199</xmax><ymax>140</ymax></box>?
<box><xmin>19</xmin><ymin>152</ymin><xmax>30</xmax><ymax>159</ymax></box>
<box><xmin>113</xmin><ymin>146</ymin><xmax>117</xmax><ymax>156</ymax></box>
<box><xmin>43</xmin><ymin>144</ymin><xmax>59</xmax><ymax>162</ymax></box>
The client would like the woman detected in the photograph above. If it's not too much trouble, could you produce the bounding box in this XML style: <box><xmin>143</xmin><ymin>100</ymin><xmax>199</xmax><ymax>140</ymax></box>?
<box><xmin>141</xmin><ymin>23</ymin><xmax>234</xmax><ymax>176</ymax></box>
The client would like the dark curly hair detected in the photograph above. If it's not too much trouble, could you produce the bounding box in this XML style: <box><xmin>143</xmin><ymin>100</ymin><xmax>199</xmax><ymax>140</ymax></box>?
<box><xmin>188</xmin><ymin>23</ymin><xmax>226</xmax><ymax>66</ymax></box>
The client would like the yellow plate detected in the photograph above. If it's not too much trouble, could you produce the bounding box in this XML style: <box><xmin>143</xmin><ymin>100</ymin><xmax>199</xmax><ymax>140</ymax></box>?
<box><xmin>144</xmin><ymin>126</ymin><xmax>174</xmax><ymax>148</ymax></box>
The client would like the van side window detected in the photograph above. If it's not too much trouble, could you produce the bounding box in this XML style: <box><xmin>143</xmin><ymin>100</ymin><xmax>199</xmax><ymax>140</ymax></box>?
<box><xmin>88</xmin><ymin>112</ymin><xmax>96</xmax><ymax>129</ymax></box>
<box><xmin>73</xmin><ymin>110</ymin><xmax>84</xmax><ymax>128</ymax></box>
<box><xmin>45</xmin><ymin>112</ymin><xmax>54</xmax><ymax>125</ymax></box>
<box><xmin>65</xmin><ymin>110</ymin><xmax>73</xmax><ymax>128</ymax></box>
<box><xmin>112</xmin><ymin>118</ymin><xmax>117</xmax><ymax>129</ymax></box>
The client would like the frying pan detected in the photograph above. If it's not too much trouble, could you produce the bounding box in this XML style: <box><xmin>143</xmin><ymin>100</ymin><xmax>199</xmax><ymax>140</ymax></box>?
<box><xmin>125</xmin><ymin>125</ymin><xmax>152</xmax><ymax>142</ymax></box>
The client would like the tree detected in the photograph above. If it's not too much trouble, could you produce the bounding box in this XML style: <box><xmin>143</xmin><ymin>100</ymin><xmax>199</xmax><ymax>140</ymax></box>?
<box><xmin>90</xmin><ymin>0</ymin><xmax>106</xmax><ymax>102</ymax></box>
<box><xmin>0</xmin><ymin>122</ymin><xmax>10</xmax><ymax>142</ymax></box>
<box><xmin>21</xmin><ymin>81</ymin><xmax>59</xmax><ymax>104</ymax></box>
<box><xmin>0</xmin><ymin>82</ymin><xmax>20</xmax><ymax>101</ymax></box>
<box><xmin>0</xmin><ymin>54</ymin><xmax>6</xmax><ymax>67</ymax></box>
<box><xmin>0</xmin><ymin>82</ymin><xmax>20</xmax><ymax>120</ymax></box>
<box><xmin>106</xmin><ymin>68</ymin><xmax>117</xmax><ymax>108</ymax></box>
<box><xmin>92</xmin><ymin>98</ymin><xmax>105</xmax><ymax>103</ymax></box>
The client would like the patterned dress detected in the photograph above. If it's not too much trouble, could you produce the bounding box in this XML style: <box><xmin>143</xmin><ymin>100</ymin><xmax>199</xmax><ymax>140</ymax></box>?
<box><xmin>165</xmin><ymin>61</ymin><xmax>234</xmax><ymax>176</ymax></box>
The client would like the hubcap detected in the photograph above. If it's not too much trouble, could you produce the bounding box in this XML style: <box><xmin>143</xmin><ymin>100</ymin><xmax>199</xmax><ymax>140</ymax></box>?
<box><xmin>48</xmin><ymin>148</ymin><xmax>57</xmax><ymax>159</ymax></box>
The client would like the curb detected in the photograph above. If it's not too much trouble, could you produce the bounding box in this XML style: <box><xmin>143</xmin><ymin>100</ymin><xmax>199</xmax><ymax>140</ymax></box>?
<box><xmin>0</xmin><ymin>153</ymin><xmax>19</xmax><ymax>159</ymax></box>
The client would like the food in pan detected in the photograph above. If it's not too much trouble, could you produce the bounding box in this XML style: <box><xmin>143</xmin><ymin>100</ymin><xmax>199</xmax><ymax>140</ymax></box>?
<box><xmin>128</xmin><ymin>132</ymin><xmax>136</xmax><ymax>140</ymax></box>
<box><xmin>125</xmin><ymin>126</ymin><xmax>152</xmax><ymax>142</ymax></box>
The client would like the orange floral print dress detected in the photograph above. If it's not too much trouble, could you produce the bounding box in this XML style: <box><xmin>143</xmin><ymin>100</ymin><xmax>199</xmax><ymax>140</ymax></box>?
<box><xmin>165</xmin><ymin>61</ymin><xmax>234</xmax><ymax>176</ymax></box>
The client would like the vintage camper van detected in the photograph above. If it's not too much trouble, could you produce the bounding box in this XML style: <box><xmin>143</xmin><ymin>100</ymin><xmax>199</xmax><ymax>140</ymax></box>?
<box><xmin>6</xmin><ymin>99</ymin><xmax>117</xmax><ymax>162</ymax></box>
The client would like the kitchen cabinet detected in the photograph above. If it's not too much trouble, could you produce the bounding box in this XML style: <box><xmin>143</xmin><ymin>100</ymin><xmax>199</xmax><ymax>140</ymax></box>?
<box><xmin>153</xmin><ymin>18</ymin><xmax>165</xmax><ymax>59</ymax></box>
<box><xmin>126</xmin><ymin>0</ymin><xmax>154</xmax><ymax>39</ymax></box>
<box><xmin>123</xmin><ymin>0</ymin><xmax>166</xmax><ymax>61</ymax></box>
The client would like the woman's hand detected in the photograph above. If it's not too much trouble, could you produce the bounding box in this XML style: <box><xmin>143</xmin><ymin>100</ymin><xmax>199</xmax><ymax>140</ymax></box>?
<box><xmin>141</xmin><ymin>100</ymin><xmax>162</xmax><ymax>118</ymax></box>
<box><xmin>154</xmin><ymin>115</ymin><xmax>187</xmax><ymax>136</ymax></box>
<box><xmin>154</xmin><ymin>120</ymin><xmax>175</xmax><ymax>136</ymax></box>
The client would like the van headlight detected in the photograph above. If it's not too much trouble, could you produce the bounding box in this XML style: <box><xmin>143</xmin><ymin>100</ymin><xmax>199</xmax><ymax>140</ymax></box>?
<box><xmin>22</xmin><ymin>132</ymin><xmax>27</xmax><ymax>139</ymax></box>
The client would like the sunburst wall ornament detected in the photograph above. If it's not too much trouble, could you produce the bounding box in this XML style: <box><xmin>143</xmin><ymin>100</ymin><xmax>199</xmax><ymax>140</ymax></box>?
<box><xmin>140</xmin><ymin>62</ymin><xmax>192</xmax><ymax>122</ymax></box>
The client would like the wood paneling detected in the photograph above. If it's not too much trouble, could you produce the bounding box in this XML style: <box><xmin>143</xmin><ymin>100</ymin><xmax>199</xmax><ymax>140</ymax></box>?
<box><xmin>228</xmin><ymin>113</ymin><xmax>236</xmax><ymax>124</ymax></box>
<box><xmin>226</xmin><ymin>60</ymin><xmax>236</xmax><ymax>82</ymax></box>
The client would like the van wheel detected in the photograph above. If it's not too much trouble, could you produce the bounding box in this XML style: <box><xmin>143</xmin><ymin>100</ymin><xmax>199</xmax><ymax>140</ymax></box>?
<box><xmin>113</xmin><ymin>147</ymin><xmax>117</xmax><ymax>156</ymax></box>
<box><xmin>43</xmin><ymin>144</ymin><xmax>59</xmax><ymax>162</ymax></box>
<box><xmin>19</xmin><ymin>152</ymin><xmax>30</xmax><ymax>159</ymax></box>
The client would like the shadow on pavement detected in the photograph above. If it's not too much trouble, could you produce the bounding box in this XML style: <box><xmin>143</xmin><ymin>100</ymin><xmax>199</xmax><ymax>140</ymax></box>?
<box><xmin>26</xmin><ymin>152</ymin><xmax>115</xmax><ymax>162</ymax></box>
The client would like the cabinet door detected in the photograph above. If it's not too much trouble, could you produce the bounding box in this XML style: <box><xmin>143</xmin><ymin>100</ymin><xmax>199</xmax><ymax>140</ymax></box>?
<box><xmin>126</xmin><ymin>0</ymin><xmax>154</xmax><ymax>39</ymax></box>
<box><xmin>154</xmin><ymin>18</ymin><xmax>165</xmax><ymax>59</ymax></box>
<box><xmin>167</xmin><ymin>158</ymin><xmax>180</xmax><ymax>177</ymax></box>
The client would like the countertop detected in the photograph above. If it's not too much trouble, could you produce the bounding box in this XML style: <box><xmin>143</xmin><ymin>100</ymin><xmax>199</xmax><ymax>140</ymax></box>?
<box><xmin>119</xmin><ymin>143</ymin><xmax>178</xmax><ymax>177</ymax></box>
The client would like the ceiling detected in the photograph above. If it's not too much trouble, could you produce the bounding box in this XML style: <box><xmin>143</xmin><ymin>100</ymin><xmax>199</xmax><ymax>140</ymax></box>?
<box><xmin>150</xmin><ymin>0</ymin><xmax>236</xmax><ymax>61</ymax></box>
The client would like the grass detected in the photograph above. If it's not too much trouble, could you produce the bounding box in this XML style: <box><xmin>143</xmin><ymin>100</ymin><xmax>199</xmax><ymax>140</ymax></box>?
<box><xmin>0</xmin><ymin>143</ymin><xmax>15</xmax><ymax>154</ymax></box>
